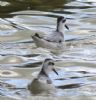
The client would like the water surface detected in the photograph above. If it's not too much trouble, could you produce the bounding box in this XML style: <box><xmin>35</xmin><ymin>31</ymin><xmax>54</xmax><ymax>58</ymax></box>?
<box><xmin>0</xmin><ymin>0</ymin><xmax>96</xmax><ymax>100</ymax></box>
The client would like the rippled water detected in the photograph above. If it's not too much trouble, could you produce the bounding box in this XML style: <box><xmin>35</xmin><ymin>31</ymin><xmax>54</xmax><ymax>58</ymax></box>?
<box><xmin>0</xmin><ymin>0</ymin><xmax>96</xmax><ymax>100</ymax></box>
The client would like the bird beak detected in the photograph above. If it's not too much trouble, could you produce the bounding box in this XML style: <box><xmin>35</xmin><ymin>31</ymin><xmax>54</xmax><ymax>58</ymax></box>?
<box><xmin>65</xmin><ymin>24</ymin><xmax>69</xmax><ymax>30</ymax></box>
<box><xmin>52</xmin><ymin>68</ymin><xmax>58</xmax><ymax>75</ymax></box>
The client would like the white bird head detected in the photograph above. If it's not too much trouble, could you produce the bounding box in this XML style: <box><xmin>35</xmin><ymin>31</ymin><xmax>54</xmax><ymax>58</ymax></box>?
<box><xmin>56</xmin><ymin>16</ymin><xmax>69</xmax><ymax>33</ymax></box>
<box><xmin>37</xmin><ymin>58</ymin><xmax>58</xmax><ymax>84</ymax></box>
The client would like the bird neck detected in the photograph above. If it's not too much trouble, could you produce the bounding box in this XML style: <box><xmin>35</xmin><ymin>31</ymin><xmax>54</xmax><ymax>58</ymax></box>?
<box><xmin>38</xmin><ymin>68</ymin><xmax>49</xmax><ymax>79</ymax></box>
<box><xmin>56</xmin><ymin>23</ymin><xmax>64</xmax><ymax>34</ymax></box>
<box><xmin>37</xmin><ymin>69</ymin><xmax>52</xmax><ymax>83</ymax></box>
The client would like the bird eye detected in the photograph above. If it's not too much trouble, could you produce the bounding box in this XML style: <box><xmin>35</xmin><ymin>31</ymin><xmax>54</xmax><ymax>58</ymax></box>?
<box><xmin>49</xmin><ymin>62</ymin><xmax>54</xmax><ymax>65</ymax></box>
<box><xmin>62</xmin><ymin>19</ymin><xmax>66</xmax><ymax>23</ymax></box>
<box><xmin>59</xmin><ymin>40</ymin><xmax>62</xmax><ymax>43</ymax></box>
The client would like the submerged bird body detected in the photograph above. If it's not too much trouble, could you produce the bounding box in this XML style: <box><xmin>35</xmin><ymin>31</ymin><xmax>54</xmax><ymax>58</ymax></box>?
<box><xmin>28</xmin><ymin>59</ymin><xmax>58</xmax><ymax>94</ymax></box>
<box><xmin>28</xmin><ymin>78</ymin><xmax>55</xmax><ymax>94</ymax></box>
<box><xmin>31</xmin><ymin>16</ymin><xmax>69</xmax><ymax>50</ymax></box>
<box><xmin>32</xmin><ymin>34</ymin><xmax>64</xmax><ymax>50</ymax></box>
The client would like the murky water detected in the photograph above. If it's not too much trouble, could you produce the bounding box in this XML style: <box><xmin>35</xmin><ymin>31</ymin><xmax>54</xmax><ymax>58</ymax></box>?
<box><xmin>0</xmin><ymin>0</ymin><xmax>96</xmax><ymax>100</ymax></box>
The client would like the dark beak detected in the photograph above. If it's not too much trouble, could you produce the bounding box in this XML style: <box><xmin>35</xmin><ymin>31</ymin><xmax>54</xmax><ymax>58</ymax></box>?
<box><xmin>65</xmin><ymin>24</ymin><xmax>69</xmax><ymax>30</ymax></box>
<box><xmin>52</xmin><ymin>68</ymin><xmax>58</xmax><ymax>75</ymax></box>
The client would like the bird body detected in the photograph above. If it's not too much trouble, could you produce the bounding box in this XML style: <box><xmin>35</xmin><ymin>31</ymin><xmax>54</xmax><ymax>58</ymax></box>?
<box><xmin>31</xmin><ymin>16</ymin><xmax>69</xmax><ymax>51</ymax></box>
<box><xmin>28</xmin><ymin>59</ymin><xmax>58</xmax><ymax>94</ymax></box>
<box><xmin>44</xmin><ymin>31</ymin><xmax>64</xmax><ymax>43</ymax></box>
<box><xmin>28</xmin><ymin>78</ymin><xmax>56</xmax><ymax>94</ymax></box>
<box><xmin>32</xmin><ymin>34</ymin><xmax>64</xmax><ymax>50</ymax></box>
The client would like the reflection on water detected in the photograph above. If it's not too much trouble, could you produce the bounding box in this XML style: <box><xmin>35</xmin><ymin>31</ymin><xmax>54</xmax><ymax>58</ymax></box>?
<box><xmin>0</xmin><ymin>0</ymin><xmax>96</xmax><ymax>100</ymax></box>
<box><xmin>0</xmin><ymin>0</ymin><xmax>68</xmax><ymax>18</ymax></box>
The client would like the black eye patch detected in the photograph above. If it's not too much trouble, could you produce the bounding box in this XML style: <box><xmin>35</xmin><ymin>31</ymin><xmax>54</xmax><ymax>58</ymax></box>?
<box><xmin>57</xmin><ymin>16</ymin><xmax>64</xmax><ymax>23</ymax></box>
<box><xmin>49</xmin><ymin>62</ymin><xmax>54</xmax><ymax>65</ymax></box>
<box><xmin>62</xmin><ymin>19</ymin><xmax>66</xmax><ymax>23</ymax></box>
<box><xmin>59</xmin><ymin>40</ymin><xmax>62</xmax><ymax>43</ymax></box>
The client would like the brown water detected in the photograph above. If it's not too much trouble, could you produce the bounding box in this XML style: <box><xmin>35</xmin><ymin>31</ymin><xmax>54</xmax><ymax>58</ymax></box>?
<box><xmin>0</xmin><ymin>0</ymin><xmax>96</xmax><ymax>100</ymax></box>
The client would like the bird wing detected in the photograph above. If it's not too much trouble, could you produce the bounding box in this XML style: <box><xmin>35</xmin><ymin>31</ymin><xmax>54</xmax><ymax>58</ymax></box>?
<box><xmin>44</xmin><ymin>31</ymin><xmax>64</xmax><ymax>43</ymax></box>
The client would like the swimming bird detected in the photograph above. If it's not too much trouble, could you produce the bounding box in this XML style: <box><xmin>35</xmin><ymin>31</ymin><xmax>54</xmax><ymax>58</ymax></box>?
<box><xmin>31</xmin><ymin>16</ymin><xmax>69</xmax><ymax>51</ymax></box>
<box><xmin>28</xmin><ymin>58</ymin><xmax>58</xmax><ymax>94</ymax></box>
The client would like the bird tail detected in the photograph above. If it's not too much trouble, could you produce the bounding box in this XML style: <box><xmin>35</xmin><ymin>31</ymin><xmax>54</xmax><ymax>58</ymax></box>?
<box><xmin>31</xmin><ymin>33</ymin><xmax>44</xmax><ymax>47</ymax></box>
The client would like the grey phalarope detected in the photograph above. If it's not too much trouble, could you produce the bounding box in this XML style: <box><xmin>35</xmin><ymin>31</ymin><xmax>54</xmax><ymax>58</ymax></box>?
<box><xmin>31</xmin><ymin>16</ymin><xmax>69</xmax><ymax>50</ymax></box>
<box><xmin>28</xmin><ymin>58</ymin><xmax>58</xmax><ymax>94</ymax></box>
